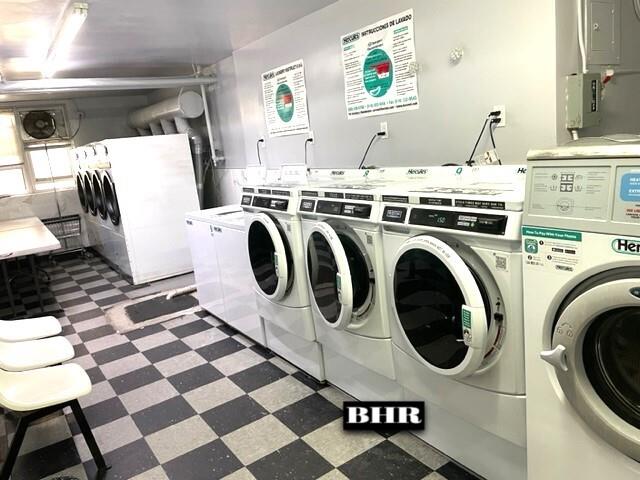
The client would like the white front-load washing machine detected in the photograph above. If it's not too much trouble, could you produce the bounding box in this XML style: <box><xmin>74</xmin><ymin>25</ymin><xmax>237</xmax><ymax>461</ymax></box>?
<box><xmin>523</xmin><ymin>140</ymin><xmax>640</xmax><ymax>479</ymax></box>
<box><xmin>241</xmin><ymin>175</ymin><xmax>325</xmax><ymax>381</ymax></box>
<box><xmin>380</xmin><ymin>165</ymin><xmax>528</xmax><ymax>480</ymax></box>
<box><xmin>299</xmin><ymin>170</ymin><xmax>403</xmax><ymax>401</ymax></box>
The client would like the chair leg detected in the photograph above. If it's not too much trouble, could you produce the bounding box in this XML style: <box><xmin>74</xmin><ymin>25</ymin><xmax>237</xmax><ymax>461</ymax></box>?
<box><xmin>69</xmin><ymin>400</ymin><xmax>109</xmax><ymax>471</ymax></box>
<box><xmin>0</xmin><ymin>417</ymin><xmax>29</xmax><ymax>480</ymax></box>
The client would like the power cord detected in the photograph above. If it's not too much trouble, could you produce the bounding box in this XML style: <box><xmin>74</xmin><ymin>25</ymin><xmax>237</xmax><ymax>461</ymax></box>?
<box><xmin>467</xmin><ymin>111</ymin><xmax>502</xmax><ymax>166</ymax></box>
<box><xmin>256</xmin><ymin>138</ymin><xmax>264</xmax><ymax>165</ymax></box>
<box><xmin>304</xmin><ymin>137</ymin><xmax>313</xmax><ymax>167</ymax></box>
<box><xmin>357</xmin><ymin>131</ymin><xmax>385</xmax><ymax>169</ymax></box>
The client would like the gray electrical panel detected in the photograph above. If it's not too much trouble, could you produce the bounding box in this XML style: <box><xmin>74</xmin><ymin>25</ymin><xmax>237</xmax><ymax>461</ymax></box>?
<box><xmin>566</xmin><ymin>73</ymin><xmax>602</xmax><ymax>129</ymax></box>
<box><xmin>586</xmin><ymin>0</ymin><xmax>621</xmax><ymax>65</ymax></box>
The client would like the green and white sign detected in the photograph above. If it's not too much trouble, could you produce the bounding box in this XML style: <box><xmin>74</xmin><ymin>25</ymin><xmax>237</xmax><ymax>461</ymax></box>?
<box><xmin>341</xmin><ymin>9</ymin><xmax>419</xmax><ymax>119</ymax></box>
<box><xmin>262</xmin><ymin>59</ymin><xmax>310</xmax><ymax>137</ymax></box>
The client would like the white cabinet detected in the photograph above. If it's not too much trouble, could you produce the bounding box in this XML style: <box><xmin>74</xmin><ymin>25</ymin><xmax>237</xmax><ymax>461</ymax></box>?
<box><xmin>185</xmin><ymin>207</ymin><xmax>265</xmax><ymax>345</ymax></box>
<box><xmin>185</xmin><ymin>218</ymin><xmax>225</xmax><ymax>319</ymax></box>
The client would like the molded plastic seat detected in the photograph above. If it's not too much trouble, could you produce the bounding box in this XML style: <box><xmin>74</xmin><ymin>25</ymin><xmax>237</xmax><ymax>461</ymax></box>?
<box><xmin>0</xmin><ymin>316</ymin><xmax>61</xmax><ymax>342</ymax></box>
<box><xmin>0</xmin><ymin>337</ymin><xmax>74</xmax><ymax>372</ymax></box>
<box><xmin>0</xmin><ymin>363</ymin><xmax>91</xmax><ymax>412</ymax></box>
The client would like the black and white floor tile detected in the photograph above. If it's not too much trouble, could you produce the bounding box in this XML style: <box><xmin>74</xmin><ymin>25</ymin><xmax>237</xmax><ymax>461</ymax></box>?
<box><xmin>1</xmin><ymin>254</ymin><xmax>481</xmax><ymax>480</ymax></box>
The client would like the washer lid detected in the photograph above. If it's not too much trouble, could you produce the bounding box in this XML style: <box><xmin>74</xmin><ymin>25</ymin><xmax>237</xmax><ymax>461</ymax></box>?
<box><xmin>392</xmin><ymin>235</ymin><xmax>490</xmax><ymax>379</ymax></box>
<box><xmin>306</xmin><ymin>222</ymin><xmax>354</xmax><ymax>329</ymax></box>
<box><xmin>543</xmin><ymin>271</ymin><xmax>640</xmax><ymax>461</ymax></box>
<box><xmin>247</xmin><ymin>213</ymin><xmax>290</xmax><ymax>301</ymax></box>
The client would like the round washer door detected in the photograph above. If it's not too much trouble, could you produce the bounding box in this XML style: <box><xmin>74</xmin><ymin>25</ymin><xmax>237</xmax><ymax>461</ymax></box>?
<box><xmin>306</xmin><ymin>222</ymin><xmax>354</xmax><ymax>329</ymax></box>
<box><xmin>102</xmin><ymin>172</ymin><xmax>120</xmax><ymax>225</ymax></box>
<box><xmin>247</xmin><ymin>213</ymin><xmax>290</xmax><ymax>301</ymax></box>
<box><xmin>542</xmin><ymin>270</ymin><xmax>640</xmax><ymax>461</ymax></box>
<box><xmin>392</xmin><ymin>235</ymin><xmax>490</xmax><ymax>378</ymax></box>
<box><xmin>76</xmin><ymin>174</ymin><xmax>88</xmax><ymax>213</ymax></box>
<box><xmin>92</xmin><ymin>172</ymin><xmax>107</xmax><ymax>220</ymax></box>
<box><xmin>83</xmin><ymin>172</ymin><xmax>96</xmax><ymax>216</ymax></box>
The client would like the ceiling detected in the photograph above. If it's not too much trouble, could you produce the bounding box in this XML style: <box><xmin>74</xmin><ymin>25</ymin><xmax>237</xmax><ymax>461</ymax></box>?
<box><xmin>0</xmin><ymin>0</ymin><xmax>337</xmax><ymax>80</ymax></box>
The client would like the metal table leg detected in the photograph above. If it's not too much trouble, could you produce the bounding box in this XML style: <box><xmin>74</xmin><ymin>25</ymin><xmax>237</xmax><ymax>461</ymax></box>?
<box><xmin>1</xmin><ymin>260</ymin><xmax>16</xmax><ymax>318</ymax></box>
<box><xmin>28</xmin><ymin>255</ymin><xmax>44</xmax><ymax>312</ymax></box>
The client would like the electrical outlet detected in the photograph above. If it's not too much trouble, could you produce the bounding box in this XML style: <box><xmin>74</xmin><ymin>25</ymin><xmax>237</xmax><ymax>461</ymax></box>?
<box><xmin>307</xmin><ymin>130</ymin><xmax>314</xmax><ymax>143</ymax></box>
<box><xmin>258</xmin><ymin>136</ymin><xmax>266</xmax><ymax>146</ymax></box>
<box><xmin>492</xmin><ymin>105</ymin><xmax>506</xmax><ymax>127</ymax></box>
<box><xmin>379</xmin><ymin>122</ymin><xmax>389</xmax><ymax>138</ymax></box>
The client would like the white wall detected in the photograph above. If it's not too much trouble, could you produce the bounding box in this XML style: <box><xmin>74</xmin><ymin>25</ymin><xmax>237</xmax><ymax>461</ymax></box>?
<box><xmin>214</xmin><ymin>0</ymin><xmax>559</xmax><ymax>171</ymax></box>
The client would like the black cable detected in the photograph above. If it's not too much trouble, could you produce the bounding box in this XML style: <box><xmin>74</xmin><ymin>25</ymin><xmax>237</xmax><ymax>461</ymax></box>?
<box><xmin>256</xmin><ymin>139</ymin><xmax>264</xmax><ymax>165</ymax></box>
<box><xmin>304</xmin><ymin>138</ymin><xmax>313</xmax><ymax>167</ymax></box>
<box><xmin>489</xmin><ymin>120</ymin><xmax>497</xmax><ymax>149</ymax></box>
<box><xmin>69</xmin><ymin>113</ymin><xmax>83</xmax><ymax>140</ymax></box>
<box><xmin>358</xmin><ymin>132</ymin><xmax>383</xmax><ymax>169</ymax></box>
<box><xmin>466</xmin><ymin>118</ymin><xmax>489</xmax><ymax>166</ymax></box>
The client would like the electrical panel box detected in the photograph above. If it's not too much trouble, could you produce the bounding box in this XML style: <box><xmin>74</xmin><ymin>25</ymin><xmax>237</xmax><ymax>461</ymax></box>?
<box><xmin>586</xmin><ymin>0</ymin><xmax>621</xmax><ymax>65</ymax></box>
<box><xmin>565</xmin><ymin>73</ymin><xmax>602</xmax><ymax>129</ymax></box>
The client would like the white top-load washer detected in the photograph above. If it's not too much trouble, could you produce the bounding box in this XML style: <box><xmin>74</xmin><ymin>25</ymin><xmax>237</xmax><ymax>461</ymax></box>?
<box><xmin>379</xmin><ymin>165</ymin><xmax>528</xmax><ymax>480</ymax></box>
<box><xmin>523</xmin><ymin>139</ymin><xmax>640</xmax><ymax>480</ymax></box>
<box><xmin>185</xmin><ymin>206</ymin><xmax>265</xmax><ymax>346</ymax></box>
<box><xmin>241</xmin><ymin>166</ymin><xmax>325</xmax><ymax>381</ymax></box>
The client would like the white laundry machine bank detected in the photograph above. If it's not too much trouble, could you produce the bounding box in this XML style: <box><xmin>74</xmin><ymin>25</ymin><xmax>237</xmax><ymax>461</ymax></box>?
<box><xmin>74</xmin><ymin>134</ymin><xmax>199</xmax><ymax>284</ymax></box>
<box><xmin>379</xmin><ymin>166</ymin><xmax>528</xmax><ymax>480</ymax></box>
<box><xmin>523</xmin><ymin>140</ymin><xmax>640</xmax><ymax>479</ymax></box>
<box><xmin>241</xmin><ymin>170</ymin><xmax>325</xmax><ymax>381</ymax></box>
<box><xmin>185</xmin><ymin>206</ymin><xmax>265</xmax><ymax>346</ymax></box>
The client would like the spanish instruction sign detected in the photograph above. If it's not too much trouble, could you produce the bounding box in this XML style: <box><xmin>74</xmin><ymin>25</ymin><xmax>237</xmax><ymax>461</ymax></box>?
<box><xmin>262</xmin><ymin>59</ymin><xmax>310</xmax><ymax>137</ymax></box>
<box><xmin>341</xmin><ymin>9</ymin><xmax>419</xmax><ymax>119</ymax></box>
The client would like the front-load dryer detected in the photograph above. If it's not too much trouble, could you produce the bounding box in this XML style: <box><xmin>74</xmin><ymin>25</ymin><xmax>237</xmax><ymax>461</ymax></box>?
<box><xmin>523</xmin><ymin>140</ymin><xmax>640</xmax><ymax>480</ymax></box>
<box><xmin>242</xmin><ymin>170</ymin><xmax>325</xmax><ymax>381</ymax></box>
<box><xmin>380</xmin><ymin>165</ymin><xmax>528</xmax><ymax>480</ymax></box>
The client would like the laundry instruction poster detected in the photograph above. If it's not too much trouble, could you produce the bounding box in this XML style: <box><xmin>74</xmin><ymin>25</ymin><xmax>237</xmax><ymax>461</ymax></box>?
<box><xmin>262</xmin><ymin>59</ymin><xmax>310</xmax><ymax>137</ymax></box>
<box><xmin>341</xmin><ymin>9</ymin><xmax>419</xmax><ymax>119</ymax></box>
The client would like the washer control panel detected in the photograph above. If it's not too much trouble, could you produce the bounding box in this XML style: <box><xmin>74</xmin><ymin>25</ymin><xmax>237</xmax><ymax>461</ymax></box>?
<box><xmin>528</xmin><ymin>166</ymin><xmax>611</xmax><ymax>220</ymax></box>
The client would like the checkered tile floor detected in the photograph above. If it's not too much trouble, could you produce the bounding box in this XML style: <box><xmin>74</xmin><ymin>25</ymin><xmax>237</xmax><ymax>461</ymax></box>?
<box><xmin>1</xmin><ymin>255</ymin><xmax>481</xmax><ymax>480</ymax></box>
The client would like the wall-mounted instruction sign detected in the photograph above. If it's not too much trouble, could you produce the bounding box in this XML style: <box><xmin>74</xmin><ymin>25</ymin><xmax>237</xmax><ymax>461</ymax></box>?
<box><xmin>341</xmin><ymin>9</ymin><xmax>419</xmax><ymax>119</ymax></box>
<box><xmin>262</xmin><ymin>59</ymin><xmax>310</xmax><ymax>137</ymax></box>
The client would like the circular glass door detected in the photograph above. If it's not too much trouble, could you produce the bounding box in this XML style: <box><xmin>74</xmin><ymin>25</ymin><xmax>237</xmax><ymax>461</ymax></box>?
<box><xmin>392</xmin><ymin>235</ymin><xmax>491</xmax><ymax>378</ymax></box>
<box><xmin>544</xmin><ymin>269</ymin><xmax>640</xmax><ymax>461</ymax></box>
<box><xmin>92</xmin><ymin>172</ymin><xmax>107</xmax><ymax>220</ymax></box>
<box><xmin>247</xmin><ymin>214</ymin><xmax>292</xmax><ymax>301</ymax></box>
<box><xmin>306</xmin><ymin>222</ymin><xmax>374</xmax><ymax>329</ymax></box>
<box><xmin>84</xmin><ymin>172</ymin><xmax>96</xmax><ymax>216</ymax></box>
<box><xmin>102</xmin><ymin>173</ymin><xmax>120</xmax><ymax>225</ymax></box>
<box><xmin>76</xmin><ymin>174</ymin><xmax>87</xmax><ymax>213</ymax></box>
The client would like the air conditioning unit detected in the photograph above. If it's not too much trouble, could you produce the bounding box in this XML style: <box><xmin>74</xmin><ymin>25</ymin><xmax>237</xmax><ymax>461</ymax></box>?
<box><xmin>18</xmin><ymin>107</ymin><xmax>70</xmax><ymax>143</ymax></box>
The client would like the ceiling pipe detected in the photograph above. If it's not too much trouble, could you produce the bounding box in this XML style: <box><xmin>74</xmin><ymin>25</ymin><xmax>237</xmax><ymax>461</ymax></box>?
<box><xmin>0</xmin><ymin>76</ymin><xmax>215</xmax><ymax>95</ymax></box>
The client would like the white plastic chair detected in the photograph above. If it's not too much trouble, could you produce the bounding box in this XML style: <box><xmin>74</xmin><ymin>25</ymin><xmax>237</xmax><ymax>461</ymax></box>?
<box><xmin>0</xmin><ymin>363</ymin><xmax>109</xmax><ymax>479</ymax></box>
<box><xmin>0</xmin><ymin>316</ymin><xmax>61</xmax><ymax>342</ymax></box>
<box><xmin>0</xmin><ymin>336</ymin><xmax>74</xmax><ymax>371</ymax></box>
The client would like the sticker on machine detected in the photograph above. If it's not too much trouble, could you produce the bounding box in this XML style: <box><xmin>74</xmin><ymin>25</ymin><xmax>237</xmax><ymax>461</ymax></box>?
<box><xmin>340</xmin><ymin>9</ymin><xmax>419</xmax><ymax>119</ymax></box>
<box><xmin>522</xmin><ymin>226</ymin><xmax>582</xmax><ymax>272</ymax></box>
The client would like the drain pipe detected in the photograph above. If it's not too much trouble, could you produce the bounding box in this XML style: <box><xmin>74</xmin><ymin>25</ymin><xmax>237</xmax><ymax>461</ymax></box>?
<box><xmin>166</xmin><ymin>284</ymin><xmax>197</xmax><ymax>300</ymax></box>
<box><xmin>175</xmin><ymin>117</ymin><xmax>205</xmax><ymax>208</ymax></box>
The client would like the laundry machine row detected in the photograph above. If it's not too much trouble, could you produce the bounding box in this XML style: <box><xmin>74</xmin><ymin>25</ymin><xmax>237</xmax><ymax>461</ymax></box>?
<box><xmin>74</xmin><ymin>134</ymin><xmax>199</xmax><ymax>284</ymax></box>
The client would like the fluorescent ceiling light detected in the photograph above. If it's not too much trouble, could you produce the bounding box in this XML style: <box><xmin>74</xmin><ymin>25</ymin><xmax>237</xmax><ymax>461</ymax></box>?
<box><xmin>42</xmin><ymin>2</ymin><xmax>88</xmax><ymax>78</ymax></box>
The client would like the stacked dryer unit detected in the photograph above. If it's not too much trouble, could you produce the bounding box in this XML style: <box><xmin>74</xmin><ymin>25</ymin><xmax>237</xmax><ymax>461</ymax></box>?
<box><xmin>74</xmin><ymin>134</ymin><xmax>199</xmax><ymax>284</ymax></box>
<box><xmin>523</xmin><ymin>140</ymin><xmax>640</xmax><ymax>479</ymax></box>
<box><xmin>379</xmin><ymin>166</ymin><xmax>528</xmax><ymax>480</ymax></box>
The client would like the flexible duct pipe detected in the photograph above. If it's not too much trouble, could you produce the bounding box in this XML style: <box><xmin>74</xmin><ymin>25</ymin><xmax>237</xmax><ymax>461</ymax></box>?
<box><xmin>0</xmin><ymin>76</ymin><xmax>215</xmax><ymax>95</ymax></box>
<box><xmin>160</xmin><ymin>119</ymin><xmax>177</xmax><ymax>135</ymax></box>
<box><xmin>175</xmin><ymin>117</ymin><xmax>205</xmax><ymax>208</ymax></box>
<box><xmin>128</xmin><ymin>91</ymin><xmax>204</xmax><ymax>129</ymax></box>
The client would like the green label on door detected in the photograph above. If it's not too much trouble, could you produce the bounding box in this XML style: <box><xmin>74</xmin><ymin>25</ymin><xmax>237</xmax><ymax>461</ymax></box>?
<box><xmin>462</xmin><ymin>307</ymin><xmax>472</xmax><ymax>329</ymax></box>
